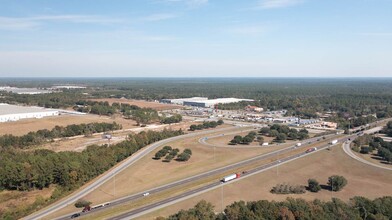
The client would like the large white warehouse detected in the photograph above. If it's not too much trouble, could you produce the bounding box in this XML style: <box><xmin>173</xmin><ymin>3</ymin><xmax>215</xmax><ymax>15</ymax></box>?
<box><xmin>160</xmin><ymin>97</ymin><xmax>209</xmax><ymax>105</ymax></box>
<box><xmin>184</xmin><ymin>98</ymin><xmax>254</xmax><ymax>108</ymax></box>
<box><xmin>161</xmin><ymin>97</ymin><xmax>254</xmax><ymax>108</ymax></box>
<box><xmin>0</xmin><ymin>103</ymin><xmax>59</xmax><ymax>122</ymax></box>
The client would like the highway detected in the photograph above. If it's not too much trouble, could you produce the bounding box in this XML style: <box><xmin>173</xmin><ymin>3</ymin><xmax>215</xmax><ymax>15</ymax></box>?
<box><xmin>24</xmin><ymin>125</ymin><xmax>243</xmax><ymax>220</ymax></box>
<box><xmin>32</xmin><ymin>118</ymin><xmax>388</xmax><ymax>220</ymax></box>
<box><xmin>108</xmin><ymin>135</ymin><xmax>354</xmax><ymax>220</ymax></box>
<box><xmin>55</xmin><ymin>133</ymin><xmax>338</xmax><ymax>219</ymax></box>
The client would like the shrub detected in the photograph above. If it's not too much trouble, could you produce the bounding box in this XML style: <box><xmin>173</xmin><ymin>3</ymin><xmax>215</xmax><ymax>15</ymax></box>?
<box><xmin>307</xmin><ymin>179</ymin><xmax>321</xmax><ymax>192</ymax></box>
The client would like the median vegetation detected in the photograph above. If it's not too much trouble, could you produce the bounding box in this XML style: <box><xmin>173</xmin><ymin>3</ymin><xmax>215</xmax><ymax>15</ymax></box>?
<box><xmin>229</xmin><ymin>132</ymin><xmax>257</xmax><ymax>145</ymax></box>
<box><xmin>259</xmin><ymin>124</ymin><xmax>309</xmax><ymax>143</ymax></box>
<box><xmin>154</xmin><ymin>146</ymin><xmax>192</xmax><ymax>162</ymax></box>
<box><xmin>189</xmin><ymin>120</ymin><xmax>224</xmax><ymax>131</ymax></box>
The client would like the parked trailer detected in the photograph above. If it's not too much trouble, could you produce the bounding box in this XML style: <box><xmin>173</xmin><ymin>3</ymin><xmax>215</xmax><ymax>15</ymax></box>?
<box><xmin>305</xmin><ymin>147</ymin><xmax>317</xmax><ymax>153</ymax></box>
<box><xmin>330</xmin><ymin>139</ymin><xmax>338</xmax><ymax>145</ymax></box>
<box><xmin>222</xmin><ymin>173</ymin><xmax>240</xmax><ymax>182</ymax></box>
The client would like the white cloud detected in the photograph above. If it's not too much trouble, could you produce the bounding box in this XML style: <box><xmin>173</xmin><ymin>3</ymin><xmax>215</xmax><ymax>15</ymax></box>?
<box><xmin>257</xmin><ymin>0</ymin><xmax>304</xmax><ymax>9</ymax></box>
<box><xmin>140</xmin><ymin>13</ymin><xmax>178</xmax><ymax>22</ymax></box>
<box><xmin>0</xmin><ymin>15</ymin><xmax>122</xmax><ymax>30</ymax></box>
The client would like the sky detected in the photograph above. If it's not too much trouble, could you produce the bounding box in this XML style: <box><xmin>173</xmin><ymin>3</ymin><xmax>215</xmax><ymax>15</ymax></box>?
<box><xmin>0</xmin><ymin>0</ymin><xmax>391</xmax><ymax>77</ymax></box>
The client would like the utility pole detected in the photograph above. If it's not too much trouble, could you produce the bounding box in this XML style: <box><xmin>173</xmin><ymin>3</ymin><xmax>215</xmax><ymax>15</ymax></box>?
<box><xmin>214</xmin><ymin>146</ymin><xmax>216</xmax><ymax>162</ymax></box>
<box><xmin>277</xmin><ymin>151</ymin><xmax>279</xmax><ymax>176</ymax></box>
<box><xmin>114</xmin><ymin>173</ymin><xmax>116</xmax><ymax>197</ymax></box>
<box><xmin>221</xmin><ymin>184</ymin><xmax>224</xmax><ymax>213</ymax></box>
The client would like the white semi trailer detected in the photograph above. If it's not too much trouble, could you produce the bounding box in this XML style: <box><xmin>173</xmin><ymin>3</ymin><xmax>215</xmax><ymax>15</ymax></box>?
<box><xmin>222</xmin><ymin>173</ymin><xmax>240</xmax><ymax>182</ymax></box>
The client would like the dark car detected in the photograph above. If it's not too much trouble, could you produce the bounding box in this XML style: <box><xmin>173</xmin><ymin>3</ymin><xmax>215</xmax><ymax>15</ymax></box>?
<box><xmin>71</xmin><ymin>213</ymin><xmax>81</xmax><ymax>219</ymax></box>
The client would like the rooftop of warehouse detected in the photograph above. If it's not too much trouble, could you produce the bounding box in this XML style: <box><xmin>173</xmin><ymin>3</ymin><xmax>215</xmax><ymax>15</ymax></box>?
<box><xmin>0</xmin><ymin>103</ymin><xmax>58</xmax><ymax>115</ymax></box>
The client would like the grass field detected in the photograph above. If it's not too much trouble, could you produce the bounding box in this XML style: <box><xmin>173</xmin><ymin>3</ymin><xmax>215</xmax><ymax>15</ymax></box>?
<box><xmin>138</xmin><ymin>144</ymin><xmax>392</xmax><ymax>219</ymax></box>
<box><xmin>45</xmin><ymin>126</ymin><xmax>298</xmax><ymax>219</ymax></box>
<box><xmin>88</xmin><ymin>98</ymin><xmax>182</xmax><ymax>111</ymax></box>
<box><xmin>0</xmin><ymin>186</ymin><xmax>55</xmax><ymax>216</ymax></box>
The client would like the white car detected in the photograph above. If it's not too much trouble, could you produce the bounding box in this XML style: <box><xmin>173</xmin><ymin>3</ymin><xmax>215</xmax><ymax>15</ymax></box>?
<box><xmin>143</xmin><ymin>192</ymin><xmax>150</xmax><ymax>196</ymax></box>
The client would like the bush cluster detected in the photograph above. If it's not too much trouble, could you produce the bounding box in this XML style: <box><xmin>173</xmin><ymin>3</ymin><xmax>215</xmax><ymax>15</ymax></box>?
<box><xmin>189</xmin><ymin>120</ymin><xmax>224</xmax><ymax>131</ymax></box>
<box><xmin>270</xmin><ymin>183</ymin><xmax>306</xmax><ymax>194</ymax></box>
<box><xmin>154</xmin><ymin>146</ymin><xmax>192</xmax><ymax>162</ymax></box>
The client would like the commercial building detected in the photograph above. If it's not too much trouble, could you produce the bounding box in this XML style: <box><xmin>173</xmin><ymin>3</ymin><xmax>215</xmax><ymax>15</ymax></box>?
<box><xmin>52</xmin><ymin>85</ymin><xmax>86</xmax><ymax>89</ymax></box>
<box><xmin>245</xmin><ymin>105</ymin><xmax>264</xmax><ymax>112</ymax></box>
<box><xmin>161</xmin><ymin>97</ymin><xmax>253</xmax><ymax>108</ymax></box>
<box><xmin>183</xmin><ymin>98</ymin><xmax>254</xmax><ymax>108</ymax></box>
<box><xmin>160</xmin><ymin>97</ymin><xmax>208</xmax><ymax>105</ymax></box>
<box><xmin>0</xmin><ymin>103</ymin><xmax>59</xmax><ymax>122</ymax></box>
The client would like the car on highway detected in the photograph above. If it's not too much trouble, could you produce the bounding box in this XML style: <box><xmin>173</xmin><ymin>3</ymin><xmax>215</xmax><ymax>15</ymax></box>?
<box><xmin>71</xmin><ymin>213</ymin><xmax>81</xmax><ymax>218</ymax></box>
<box><xmin>143</xmin><ymin>192</ymin><xmax>150</xmax><ymax>196</ymax></box>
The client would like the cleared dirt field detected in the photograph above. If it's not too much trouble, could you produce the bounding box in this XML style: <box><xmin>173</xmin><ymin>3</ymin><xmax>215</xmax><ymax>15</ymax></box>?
<box><xmin>45</xmin><ymin>126</ymin><xmax>296</xmax><ymax>219</ymax></box>
<box><xmin>139</xmin><ymin>144</ymin><xmax>392</xmax><ymax>219</ymax></box>
<box><xmin>39</xmin><ymin>120</ymin><xmax>202</xmax><ymax>152</ymax></box>
<box><xmin>0</xmin><ymin>114</ymin><xmax>137</xmax><ymax>136</ymax></box>
<box><xmin>89</xmin><ymin>98</ymin><xmax>182</xmax><ymax>111</ymax></box>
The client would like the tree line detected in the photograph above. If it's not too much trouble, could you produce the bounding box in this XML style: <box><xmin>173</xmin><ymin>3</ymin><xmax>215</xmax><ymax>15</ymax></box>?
<box><xmin>259</xmin><ymin>124</ymin><xmax>309</xmax><ymax>143</ymax></box>
<box><xmin>352</xmin><ymin>134</ymin><xmax>392</xmax><ymax>164</ymax></box>
<box><xmin>0</xmin><ymin>129</ymin><xmax>183</xmax><ymax>191</ymax></box>
<box><xmin>189</xmin><ymin>120</ymin><xmax>224</xmax><ymax>131</ymax></box>
<box><xmin>154</xmin><ymin>146</ymin><xmax>192</xmax><ymax>162</ymax></box>
<box><xmin>162</xmin><ymin>196</ymin><xmax>392</xmax><ymax>220</ymax></box>
<box><xmin>161</xmin><ymin>114</ymin><xmax>182</xmax><ymax>124</ymax></box>
<box><xmin>0</xmin><ymin>122</ymin><xmax>122</xmax><ymax>150</ymax></box>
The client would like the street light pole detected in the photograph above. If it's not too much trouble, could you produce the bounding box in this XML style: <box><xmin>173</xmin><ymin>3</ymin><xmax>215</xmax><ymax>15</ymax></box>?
<box><xmin>221</xmin><ymin>184</ymin><xmax>224</xmax><ymax>213</ymax></box>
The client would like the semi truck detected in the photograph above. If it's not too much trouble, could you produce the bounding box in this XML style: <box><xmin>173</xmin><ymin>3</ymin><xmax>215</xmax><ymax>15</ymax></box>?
<box><xmin>222</xmin><ymin>173</ymin><xmax>241</xmax><ymax>182</ymax></box>
<box><xmin>330</xmin><ymin>139</ymin><xmax>338</xmax><ymax>145</ymax></box>
<box><xmin>305</xmin><ymin>147</ymin><xmax>317</xmax><ymax>153</ymax></box>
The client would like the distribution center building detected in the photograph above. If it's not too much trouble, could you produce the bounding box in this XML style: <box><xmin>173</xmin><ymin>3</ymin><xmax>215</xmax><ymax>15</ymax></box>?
<box><xmin>0</xmin><ymin>103</ymin><xmax>59</xmax><ymax>122</ymax></box>
<box><xmin>161</xmin><ymin>97</ymin><xmax>254</xmax><ymax>108</ymax></box>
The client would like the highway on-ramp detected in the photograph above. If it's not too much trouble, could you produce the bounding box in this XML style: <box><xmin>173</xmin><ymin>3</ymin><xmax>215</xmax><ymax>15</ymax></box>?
<box><xmin>342</xmin><ymin>141</ymin><xmax>392</xmax><ymax>171</ymax></box>
<box><xmin>24</xmin><ymin>126</ymin><xmax>243</xmax><ymax>220</ymax></box>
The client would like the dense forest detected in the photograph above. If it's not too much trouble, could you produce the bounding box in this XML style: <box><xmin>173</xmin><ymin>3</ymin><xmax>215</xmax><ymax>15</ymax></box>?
<box><xmin>0</xmin><ymin>129</ymin><xmax>183</xmax><ymax>191</ymax></box>
<box><xmin>162</xmin><ymin>197</ymin><xmax>392</xmax><ymax>220</ymax></box>
<box><xmin>2</xmin><ymin>78</ymin><xmax>392</xmax><ymax>120</ymax></box>
<box><xmin>0</xmin><ymin>122</ymin><xmax>122</xmax><ymax>150</ymax></box>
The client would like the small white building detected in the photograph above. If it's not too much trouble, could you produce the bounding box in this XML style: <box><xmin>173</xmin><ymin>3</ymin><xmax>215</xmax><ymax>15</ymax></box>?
<box><xmin>0</xmin><ymin>103</ymin><xmax>59</xmax><ymax>122</ymax></box>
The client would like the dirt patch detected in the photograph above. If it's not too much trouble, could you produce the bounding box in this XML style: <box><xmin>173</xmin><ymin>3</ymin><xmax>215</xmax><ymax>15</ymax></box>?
<box><xmin>38</xmin><ymin>120</ymin><xmax>200</xmax><ymax>152</ymax></box>
<box><xmin>88</xmin><ymin>98</ymin><xmax>182</xmax><ymax>111</ymax></box>
<box><xmin>0</xmin><ymin>114</ymin><xmax>138</xmax><ymax>136</ymax></box>
<box><xmin>139</xmin><ymin>145</ymin><xmax>392</xmax><ymax>219</ymax></box>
